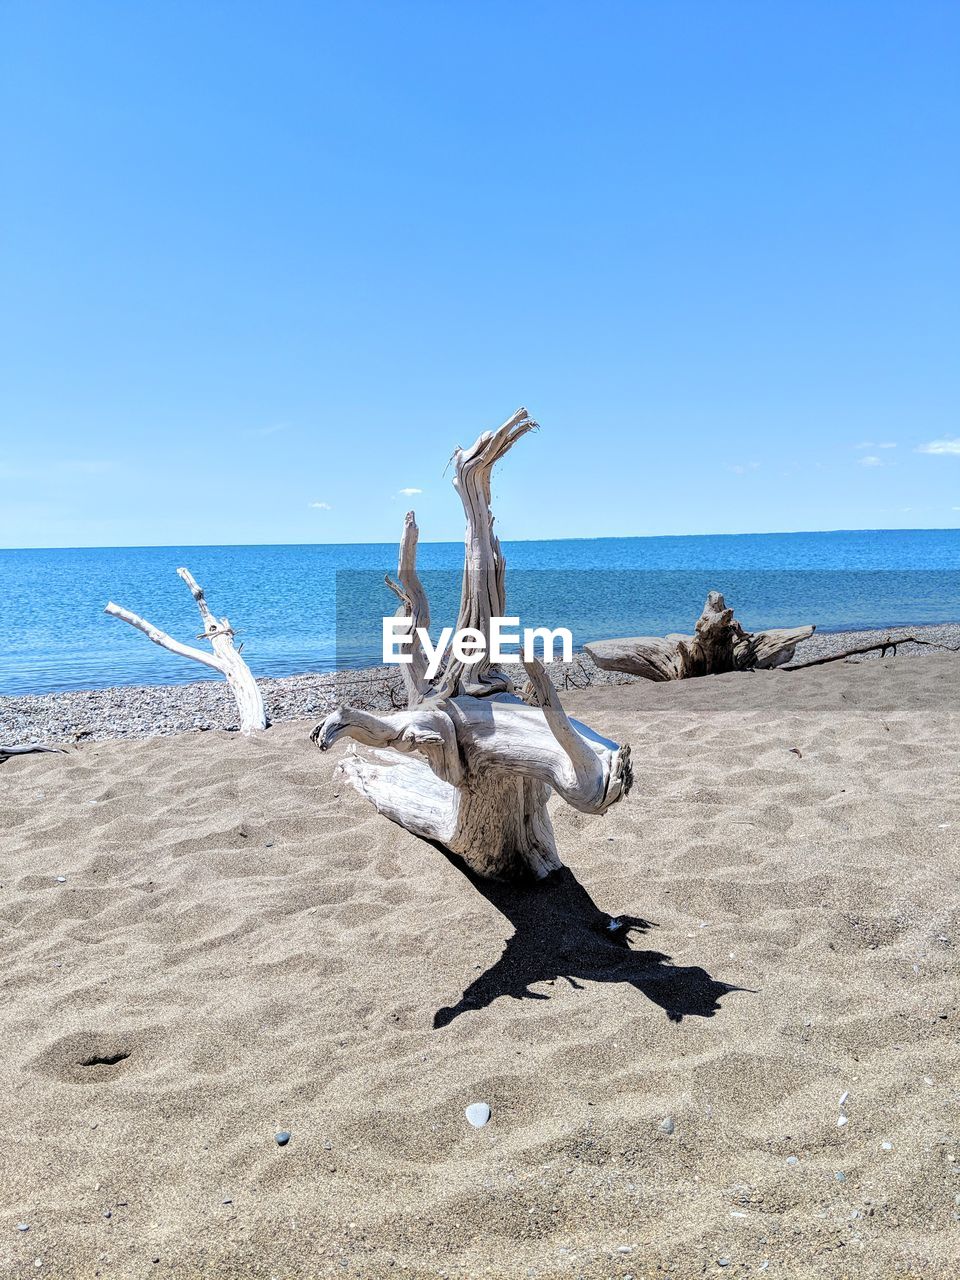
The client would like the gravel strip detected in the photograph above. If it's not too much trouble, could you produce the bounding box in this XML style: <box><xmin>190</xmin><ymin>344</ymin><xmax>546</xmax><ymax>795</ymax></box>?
<box><xmin>1</xmin><ymin>623</ymin><xmax>956</xmax><ymax>746</ymax></box>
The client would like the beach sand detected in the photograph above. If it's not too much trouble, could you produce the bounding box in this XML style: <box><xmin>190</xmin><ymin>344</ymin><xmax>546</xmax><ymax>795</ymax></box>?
<box><xmin>1</xmin><ymin>652</ymin><xmax>958</xmax><ymax>1278</ymax></box>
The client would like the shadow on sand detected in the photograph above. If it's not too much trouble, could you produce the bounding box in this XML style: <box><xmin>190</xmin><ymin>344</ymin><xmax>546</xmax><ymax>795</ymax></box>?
<box><xmin>433</xmin><ymin>856</ymin><xmax>749</xmax><ymax>1029</ymax></box>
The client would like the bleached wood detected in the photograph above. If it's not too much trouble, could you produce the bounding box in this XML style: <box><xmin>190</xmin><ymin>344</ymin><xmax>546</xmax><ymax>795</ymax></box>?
<box><xmin>105</xmin><ymin>569</ymin><xmax>267</xmax><ymax>734</ymax></box>
<box><xmin>585</xmin><ymin>591</ymin><xmax>815</xmax><ymax>681</ymax></box>
<box><xmin>384</xmin><ymin>512</ymin><xmax>432</xmax><ymax>707</ymax></box>
<box><xmin>0</xmin><ymin>744</ymin><xmax>66</xmax><ymax>762</ymax></box>
<box><xmin>443</xmin><ymin>407</ymin><xmax>538</xmax><ymax>696</ymax></box>
<box><xmin>313</xmin><ymin>410</ymin><xmax>632</xmax><ymax>880</ymax></box>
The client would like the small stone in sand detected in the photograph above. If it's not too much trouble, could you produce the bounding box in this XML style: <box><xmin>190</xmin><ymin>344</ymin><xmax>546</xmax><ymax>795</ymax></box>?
<box><xmin>882</xmin><ymin>1141</ymin><xmax>892</xmax><ymax>1151</ymax></box>
<box><xmin>17</xmin><ymin>1224</ymin><xmax>29</xmax><ymax>1232</ymax></box>
<box><xmin>659</xmin><ymin>1117</ymin><xmax>675</xmax><ymax>1134</ymax></box>
<box><xmin>839</xmin><ymin>1091</ymin><xmax>849</xmax><ymax>1107</ymax></box>
<box><xmin>835</xmin><ymin>1171</ymin><xmax>846</xmax><ymax>1182</ymax></box>
<box><xmin>56</xmin><ymin>877</ymin><xmax>66</xmax><ymax>884</ymax></box>
<box><xmin>465</xmin><ymin>1103</ymin><xmax>491</xmax><ymax>1128</ymax></box>
<box><xmin>275</xmin><ymin>1130</ymin><xmax>291</xmax><ymax>1146</ymax></box>
<box><xmin>102</xmin><ymin>1210</ymin><xmax>111</xmax><ymax>1219</ymax></box>
<box><xmin>786</xmin><ymin>1155</ymin><xmax>798</xmax><ymax>1166</ymax></box>
<box><xmin>837</xmin><ymin>1115</ymin><xmax>848</xmax><ymax>1128</ymax></box>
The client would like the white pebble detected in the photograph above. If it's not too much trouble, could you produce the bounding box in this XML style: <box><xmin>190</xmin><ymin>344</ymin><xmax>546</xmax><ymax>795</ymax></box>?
<box><xmin>881</xmin><ymin>1141</ymin><xmax>892</xmax><ymax>1151</ymax></box>
<box><xmin>786</xmin><ymin>1155</ymin><xmax>798</xmax><ymax>1166</ymax></box>
<box><xmin>465</xmin><ymin>1102</ymin><xmax>491</xmax><ymax>1128</ymax></box>
<box><xmin>838</xmin><ymin>1091</ymin><xmax>849</xmax><ymax>1107</ymax></box>
<box><xmin>837</xmin><ymin>1115</ymin><xmax>848</xmax><ymax>1128</ymax></box>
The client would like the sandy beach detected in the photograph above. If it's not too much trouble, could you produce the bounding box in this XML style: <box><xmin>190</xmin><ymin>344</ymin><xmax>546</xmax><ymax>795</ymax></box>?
<box><xmin>2</xmin><ymin>650</ymin><xmax>958</xmax><ymax>1278</ymax></box>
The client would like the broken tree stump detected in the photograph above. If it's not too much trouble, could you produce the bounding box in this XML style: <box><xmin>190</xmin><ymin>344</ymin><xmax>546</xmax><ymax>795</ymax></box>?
<box><xmin>312</xmin><ymin>408</ymin><xmax>632</xmax><ymax>881</ymax></box>
<box><xmin>585</xmin><ymin>591</ymin><xmax>814</xmax><ymax>681</ymax></box>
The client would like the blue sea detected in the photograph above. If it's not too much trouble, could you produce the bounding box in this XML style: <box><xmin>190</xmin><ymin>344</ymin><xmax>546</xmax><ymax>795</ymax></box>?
<box><xmin>2</xmin><ymin>529</ymin><xmax>959</xmax><ymax>696</ymax></box>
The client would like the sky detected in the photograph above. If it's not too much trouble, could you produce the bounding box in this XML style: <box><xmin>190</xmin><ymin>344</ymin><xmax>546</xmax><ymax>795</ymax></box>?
<box><xmin>1</xmin><ymin>1</ymin><xmax>958</xmax><ymax>548</ymax></box>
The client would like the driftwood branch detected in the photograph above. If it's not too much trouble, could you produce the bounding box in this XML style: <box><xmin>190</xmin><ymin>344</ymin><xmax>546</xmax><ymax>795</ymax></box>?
<box><xmin>0</xmin><ymin>744</ymin><xmax>66</xmax><ymax>763</ymax></box>
<box><xmin>784</xmin><ymin>635</ymin><xmax>960</xmax><ymax>670</ymax></box>
<box><xmin>443</xmin><ymin>407</ymin><xmax>538</xmax><ymax>696</ymax></box>
<box><xmin>105</xmin><ymin>569</ymin><xmax>267</xmax><ymax>734</ymax></box>
<box><xmin>585</xmin><ymin>591</ymin><xmax>815</xmax><ymax>681</ymax></box>
<box><xmin>384</xmin><ymin>512</ymin><xmax>432</xmax><ymax>708</ymax></box>
<box><xmin>312</xmin><ymin>408</ymin><xmax>631</xmax><ymax>881</ymax></box>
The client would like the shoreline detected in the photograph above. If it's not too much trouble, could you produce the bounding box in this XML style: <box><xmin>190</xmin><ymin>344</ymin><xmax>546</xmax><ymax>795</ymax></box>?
<box><xmin>2</xmin><ymin>621</ymin><xmax>957</xmax><ymax>745</ymax></box>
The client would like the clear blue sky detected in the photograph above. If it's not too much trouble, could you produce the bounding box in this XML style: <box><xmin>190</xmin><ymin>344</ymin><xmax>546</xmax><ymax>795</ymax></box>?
<box><xmin>1</xmin><ymin>1</ymin><xmax>958</xmax><ymax>548</ymax></box>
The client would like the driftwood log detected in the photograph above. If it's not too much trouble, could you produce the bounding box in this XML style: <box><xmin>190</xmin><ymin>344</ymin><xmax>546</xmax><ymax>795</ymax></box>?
<box><xmin>585</xmin><ymin>591</ymin><xmax>814</xmax><ymax>681</ymax></box>
<box><xmin>312</xmin><ymin>408</ymin><xmax>632</xmax><ymax>881</ymax></box>
<box><xmin>105</xmin><ymin>568</ymin><xmax>267</xmax><ymax>734</ymax></box>
<box><xmin>0</xmin><ymin>744</ymin><xmax>65</xmax><ymax>763</ymax></box>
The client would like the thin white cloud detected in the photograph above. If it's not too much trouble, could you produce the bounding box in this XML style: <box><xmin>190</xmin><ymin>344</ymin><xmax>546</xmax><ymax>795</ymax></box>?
<box><xmin>855</xmin><ymin>441</ymin><xmax>897</xmax><ymax>450</ymax></box>
<box><xmin>309</xmin><ymin>501</ymin><xmax>332</xmax><ymax>510</ymax></box>
<box><xmin>243</xmin><ymin>424</ymin><xmax>286</xmax><ymax>438</ymax></box>
<box><xmin>398</xmin><ymin>487</ymin><xmax>423</xmax><ymax>496</ymax></box>
<box><xmin>859</xmin><ymin>456</ymin><xmax>883</xmax><ymax>467</ymax></box>
<box><xmin>62</xmin><ymin>459</ymin><xmax>116</xmax><ymax>474</ymax></box>
<box><xmin>917</xmin><ymin>438</ymin><xmax>960</xmax><ymax>455</ymax></box>
<box><xmin>727</xmin><ymin>463</ymin><xmax>760</xmax><ymax>475</ymax></box>
<box><xmin>0</xmin><ymin>459</ymin><xmax>115</xmax><ymax>480</ymax></box>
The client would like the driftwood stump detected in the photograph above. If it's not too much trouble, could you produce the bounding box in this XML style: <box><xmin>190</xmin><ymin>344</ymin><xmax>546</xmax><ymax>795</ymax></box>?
<box><xmin>312</xmin><ymin>409</ymin><xmax>632</xmax><ymax>880</ymax></box>
<box><xmin>585</xmin><ymin>591</ymin><xmax>814</xmax><ymax>682</ymax></box>
<box><xmin>105</xmin><ymin>568</ymin><xmax>267</xmax><ymax>734</ymax></box>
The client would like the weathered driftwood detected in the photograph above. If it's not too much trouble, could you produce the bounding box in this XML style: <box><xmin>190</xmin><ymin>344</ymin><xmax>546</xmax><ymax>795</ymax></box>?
<box><xmin>105</xmin><ymin>568</ymin><xmax>267</xmax><ymax>734</ymax></box>
<box><xmin>585</xmin><ymin>591</ymin><xmax>814</xmax><ymax>682</ymax></box>
<box><xmin>0</xmin><ymin>744</ymin><xmax>66</xmax><ymax>763</ymax></box>
<box><xmin>312</xmin><ymin>408</ymin><xmax>632</xmax><ymax>881</ymax></box>
<box><xmin>784</xmin><ymin>635</ymin><xmax>959</xmax><ymax>670</ymax></box>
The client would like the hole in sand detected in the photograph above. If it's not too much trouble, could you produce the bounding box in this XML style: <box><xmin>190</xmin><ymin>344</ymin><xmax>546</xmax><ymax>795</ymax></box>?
<box><xmin>80</xmin><ymin>1051</ymin><xmax>131</xmax><ymax>1068</ymax></box>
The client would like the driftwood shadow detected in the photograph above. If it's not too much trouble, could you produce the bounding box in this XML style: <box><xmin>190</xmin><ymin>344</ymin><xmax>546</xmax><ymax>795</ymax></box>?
<box><xmin>433</xmin><ymin>855</ymin><xmax>747</xmax><ymax>1029</ymax></box>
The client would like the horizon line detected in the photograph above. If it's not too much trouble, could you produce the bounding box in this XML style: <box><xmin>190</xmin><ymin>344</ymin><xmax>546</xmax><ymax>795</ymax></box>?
<box><xmin>1</xmin><ymin>525</ymin><xmax>958</xmax><ymax>553</ymax></box>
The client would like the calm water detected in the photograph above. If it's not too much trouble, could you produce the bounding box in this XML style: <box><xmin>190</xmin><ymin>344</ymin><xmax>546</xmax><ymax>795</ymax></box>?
<box><xmin>1</xmin><ymin>529</ymin><xmax>959</xmax><ymax>695</ymax></box>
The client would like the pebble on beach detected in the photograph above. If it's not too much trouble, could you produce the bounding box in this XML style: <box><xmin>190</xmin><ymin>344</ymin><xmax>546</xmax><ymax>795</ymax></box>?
<box><xmin>465</xmin><ymin>1103</ymin><xmax>491</xmax><ymax>1128</ymax></box>
<box><xmin>275</xmin><ymin>1130</ymin><xmax>291</xmax><ymax>1146</ymax></box>
<box><xmin>659</xmin><ymin>1117</ymin><xmax>675</xmax><ymax>1134</ymax></box>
